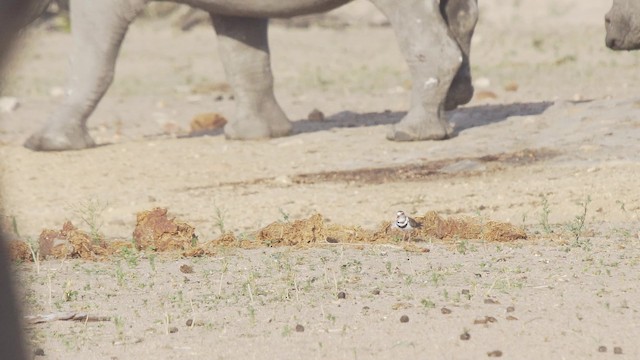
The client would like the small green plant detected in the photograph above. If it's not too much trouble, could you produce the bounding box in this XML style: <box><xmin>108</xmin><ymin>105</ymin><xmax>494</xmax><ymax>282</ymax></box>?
<box><xmin>430</xmin><ymin>271</ymin><xmax>445</xmax><ymax>286</ymax></box>
<box><xmin>114</xmin><ymin>261</ymin><xmax>125</xmax><ymax>287</ymax></box>
<box><xmin>421</xmin><ymin>299</ymin><xmax>436</xmax><ymax>309</ymax></box>
<box><xmin>113</xmin><ymin>317</ymin><xmax>125</xmax><ymax>341</ymax></box>
<box><xmin>213</xmin><ymin>205</ymin><xmax>226</xmax><ymax>234</ymax></box>
<box><xmin>63</xmin><ymin>280</ymin><xmax>78</xmax><ymax>302</ymax></box>
<box><xmin>456</xmin><ymin>240</ymin><xmax>469</xmax><ymax>254</ymax></box>
<box><xmin>568</xmin><ymin>196</ymin><xmax>592</xmax><ymax>248</ymax></box>
<box><xmin>119</xmin><ymin>247</ymin><xmax>139</xmax><ymax>268</ymax></box>
<box><xmin>148</xmin><ymin>253</ymin><xmax>157</xmax><ymax>272</ymax></box>
<box><xmin>539</xmin><ymin>194</ymin><xmax>552</xmax><ymax>233</ymax></box>
<box><xmin>278</xmin><ymin>208</ymin><xmax>290</xmax><ymax>222</ymax></box>
<box><xmin>71</xmin><ymin>199</ymin><xmax>108</xmax><ymax>244</ymax></box>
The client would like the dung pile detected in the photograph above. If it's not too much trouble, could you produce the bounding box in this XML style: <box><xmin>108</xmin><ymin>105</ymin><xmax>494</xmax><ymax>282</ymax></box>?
<box><xmin>8</xmin><ymin>209</ymin><xmax>527</xmax><ymax>261</ymax></box>
<box><xmin>133</xmin><ymin>208</ymin><xmax>197</xmax><ymax>251</ymax></box>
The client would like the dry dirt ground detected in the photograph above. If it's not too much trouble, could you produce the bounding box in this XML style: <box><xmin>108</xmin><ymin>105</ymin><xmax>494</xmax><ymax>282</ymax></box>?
<box><xmin>2</xmin><ymin>0</ymin><xmax>640</xmax><ymax>359</ymax></box>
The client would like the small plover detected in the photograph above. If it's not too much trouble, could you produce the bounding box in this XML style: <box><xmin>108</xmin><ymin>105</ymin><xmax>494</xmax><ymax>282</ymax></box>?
<box><xmin>392</xmin><ymin>210</ymin><xmax>420</xmax><ymax>240</ymax></box>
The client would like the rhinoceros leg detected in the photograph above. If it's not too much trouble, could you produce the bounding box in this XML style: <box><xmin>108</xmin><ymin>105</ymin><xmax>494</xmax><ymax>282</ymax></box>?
<box><xmin>210</xmin><ymin>15</ymin><xmax>292</xmax><ymax>140</ymax></box>
<box><xmin>24</xmin><ymin>0</ymin><xmax>145</xmax><ymax>151</ymax></box>
<box><xmin>371</xmin><ymin>0</ymin><xmax>462</xmax><ymax>141</ymax></box>
<box><xmin>441</xmin><ymin>0</ymin><xmax>478</xmax><ymax>110</ymax></box>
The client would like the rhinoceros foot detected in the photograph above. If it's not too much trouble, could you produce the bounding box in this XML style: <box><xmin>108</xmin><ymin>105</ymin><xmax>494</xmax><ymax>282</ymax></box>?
<box><xmin>444</xmin><ymin>74</ymin><xmax>474</xmax><ymax>111</ymax></box>
<box><xmin>386</xmin><ymin>110</ymin><xmax>451</xmax><ymax>141</ymax></box>
<box><xmin>24</xmin><ymin>126</ymin><xmax>96</xmax><ymax>151</ymax></box>
<box><xmin>224</xmin><ymin>109</ymin><xmax>292</xmax><ymax>140</ymax></box>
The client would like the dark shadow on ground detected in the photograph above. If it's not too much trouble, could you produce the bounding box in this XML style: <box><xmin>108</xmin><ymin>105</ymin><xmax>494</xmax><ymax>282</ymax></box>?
<box><xmin>174</xmin><ymin>101</ymin><xmax>556</xmax><ymax>140</ymax></box>
<box><xmin>290</xmin><ymin>101</ymin><xmax>555</xmax><ymax>137</ymax></box>
<box><xmin>449</xmin><ymin>101</ymin><xmax>554</xmax><ymax>135</ymax></box>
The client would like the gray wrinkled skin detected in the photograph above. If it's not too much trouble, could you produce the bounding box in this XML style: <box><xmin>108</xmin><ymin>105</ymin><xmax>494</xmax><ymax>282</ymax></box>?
<box><xmin>605</xmin><ymin>0</ymin><xmax>640</xmax><ymax>50</ymax></box>
<box><xmin>24</xmin><ymin>0</ymin><xmax>478</xmax><ymax>151</ymax></box>
<box><xmin>0</xmin><ymin>0</ymin><xmax>35</xmax><ymax>358</ymax></box>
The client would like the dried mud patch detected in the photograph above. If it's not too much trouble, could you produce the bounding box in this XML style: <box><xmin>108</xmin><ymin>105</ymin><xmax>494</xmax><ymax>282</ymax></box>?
<box><xmin>292</xmin><ymin>148</ymin><xmax>558</xmax><ymax>185</ymax></box>
<box><xmin>8</xmin><ymin>209</ymin><xmax>526</xmax><ymax>261</ymax></box>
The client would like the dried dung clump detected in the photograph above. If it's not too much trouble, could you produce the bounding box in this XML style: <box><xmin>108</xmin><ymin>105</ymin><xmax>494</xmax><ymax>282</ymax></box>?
<box><xmin>415</xmin><ymin>211</ymin><xmax>525</xmax><ymax>242</ymax></box>
<box><xmin>133</xmin><ymin>208</ymin><xmax>197</xmax><ymax>251</ymax></box>
<box><xmin>257</xmin><ymin>213</ymin><xmax>327</xmax><ymax>246</ymax></box>
<box><xmin>7</xmin><ymin>240</ymin><xmax>31</xmax><ymax>262</ymax></box>
<box><xmin>38</xmin><ymin>221</ymin><xmax>111</xmax><ymax>260</ymax></box>
<box><xmin>189</xmin><ymin>112</ymin><xmax>227</xmax><ymax>135</ymax></box>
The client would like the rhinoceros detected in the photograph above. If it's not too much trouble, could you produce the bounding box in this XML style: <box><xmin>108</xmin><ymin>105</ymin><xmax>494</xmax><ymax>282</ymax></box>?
<box><xmin>24</xmin><ymin>0</ymin><xmax>478</xmax><ymax>151</ymax></box>
<box><xmin>605</xmin><ymin>0</ymin><xmax>640</xmax><ymax>50</ymax></box>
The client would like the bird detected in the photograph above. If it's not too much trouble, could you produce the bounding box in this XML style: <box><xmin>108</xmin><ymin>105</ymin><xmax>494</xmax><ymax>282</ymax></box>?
<box><xmin>392</xmin><ymin>210</ymin><xmax>421</xmax><ymax>240</ymax></box>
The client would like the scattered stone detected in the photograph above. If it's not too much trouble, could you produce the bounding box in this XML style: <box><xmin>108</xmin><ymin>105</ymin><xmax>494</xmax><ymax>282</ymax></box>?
<box><xmin>461</xmin><ymin>289</ymin><xmax>470</xmax><ymax>295</ymax></box>
<box><xmin>49</xmin><ymin>86</ymin><xmax>66</xmax><ymax>97</ymax></box>
<box><xmin>400</xmin><ymin>315</ymin><xmax>409</xmax><ymax>323</ymax></box>
<box><xmin>295</xmin><ymin>324</ymin><xmax>305</xmax><ymax>332</ymax></box>
<box><xmin>186</xmin><ymin>319</ymin><xmax>204</xmax><ymax>327</ymax></box>
<box><xmin>169</xmin><ymin>326</ymin><xmax>178</xmax><ymax>333</ymax></box>
<box><xmin>439</xmin><ymin>159</ymin><xmax>486</xmax><ymax>174</ymax></box>
<box><xmin>487</xmin><ymin>350</ymin><xmax>503</xmax><ymax>357</ymax></box>
<box><xmin>34</xmin><ymin>348</ymin><xmax>45</xmax><ymax>356</ymax></box>
<box><xmin>506</xmin><ymin>306</ymin><xmax>515</xmax><ymax>313</ymax></box>
<box><xmin>598</xmin><ymin>346</ymin><xmax>607</xmax><ymax>353</ymax></box>
<box><xmin>0</xmin><ymin>96</ymin><xmax>19</xmax><ymax>112</ymax></box>
<box><xmin>337</xmin><ymin>291</ymin><xmax>346</xmax><ymax>299</ymax></box>
<box><xmin>441</xmin><ymin>307</ymin><xmax>452</xmax><ymax>315</ymax></box>
<box><xmin>484</xmin><ymin>298</ymin><xmax>499</xmax><ymax>304</ymax></box>
<box><xmin>460</xmin><ymin>331</ymin><xmax>471</xmax><ymax>341</ymax></box>
<box><xmin>189</xmin><ymin>112</ymin><xmax>227</xmax><ymax>134</ymax></box>
<box><xmin>179</xmin><ymin>264</ymin><xmax>193</xmax><ymax>273</ymax></box>
<box><xmin>504</xmin><ymin>82</ymin><xmax>519</xmax><ymax>92</ymax></box>
<box><xmin>474</xmin><ymin>77</ymin><xmax>491</xmax><ymax>88</ymax></box>
<box><xmin>474</xmin><ymin>316</ymin><xmax>497</xmax><ymax>325</ymax></box>
<box><xmin>475</xmin><ymin>90</ymin><xmax>498</xmax><ymax>101</ymax></box>
<box><xmin>371</xmin><ymin>289</ymin><xmax>380</xmax><ymax>295</ymax></box>
<box><xmin>614</xmin><ymin>347</ymin><xmax>623</xmax><ymax>354</ymax></box>
<box><xmin>308</xmin><ymin>108</ymin><xmax>325</xmax><ymax>121</ymax></box>
<box><xmin>506</xmin><ymin>315</ymin><xmax>518</xmax><ymax>321</ymax></box>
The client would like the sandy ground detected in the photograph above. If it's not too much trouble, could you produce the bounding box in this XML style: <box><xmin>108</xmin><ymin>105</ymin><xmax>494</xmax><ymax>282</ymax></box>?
<box><xmin>2</xmin><ymin>0</ymin><xmax>640</xmax><ymax>358</ymax></box>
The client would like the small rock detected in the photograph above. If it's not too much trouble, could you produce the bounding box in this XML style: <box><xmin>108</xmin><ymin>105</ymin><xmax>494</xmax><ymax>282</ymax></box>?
<box><xmin>337</xmin><ymin>291</ymin><xmax>346</xmax><ymax>299</ymax></box>
<box><xmin>34</xmin><ymin>348</ymin><xmax>45</xmax><ymax>356</ymax></box>
<box><xmin>169</xmin><ymin>326</ymin><xmax>178</xmax><ymax>334</ymax></box>
<box><xmin>308</xmin><ymin>108</ymin><xmax>325</xmax><ymax>121</ymax></box>
<box><xmin>179</xmin><ymin>264</ymin><xmax>193</xmax><ymax>273</ymax></box>
<box><xmin>460</xmin><ymin>331</ymin><xmax>471</xmax><ymax>341</ymax></box>
<box><xmin>189</xmin><ymin>112</ymin><xmax>227</xmax><ymax>134</ymax></box>
<box><xmin>474</xmin><ymin>77</ymin><xmax>491</xmax><ymax>88</ymax></box>
<box><xmin>0</xmin><ymin>97</ymin><xmax>19</xmax><ymax>113</ymax></box>
<box><xmin>614</xmin><ymin>347</ymin><xmax>623</xmax><ymax>354</ymax></box>
<box><xmin>461</xmin><ymin>289</ymin><xmax>470</xmax><ymax>295</ymax></box>
<box><xmin>273</xmin><ymin>175</ymin><xmax>292</xmax><ymax>185</ymax></box>
<box><xmin>295</xmin><ymin>324</ymin><xmax>305</xmax><ymax>332</ymax></box>
<box><xmin>441</xmin><ymin>307</ymin><xmax>452</xmax><ymax>315</ymax></box>
<box><xmin>598</xmin><ymin>346</ymin><xmax>607</xmax><ymax>353</ymax></box>
<box><xmin>475</xmin><ymin>90</ymin><xmax>498</xmax><ymax>100</ymax></box>
<box><xmin>484</xmin><ymin>298</ymin><xmax>499</xmax><ymax>304</ymax></box>
<box><xmin>506</xmin><ymin>306</ymin><xmax>515</xmax><ymax>313</ymax></box>
<box><xmin>400</xmin><ymin>315</ymin><xmax>409</xmax><ymax>323</ymax></box>
<box><xmin>371</xmin><ymin>289</ymin><xmax>380</xmax><ymax>295</ymax></box>
<box><xmin>440</xmin><ymin>159</ymin><xmax>486</xmax><ymax>174</ymax></box>
<box><xmin>487</xmin><ymin>350</ymin><xmax>503</xmax><ymax>357</ymax></box>
<box><xmin>506</xmin><ymin>315</ymin><xmax>518</xmax><ymax>321</ymax></box>
<box><xmin>504</xmin><ymin>82</ymin><xmax>519</xmax><ymax>92</ymax></box>
<box><xmin>49</xmin><ymin>86</ymin><xmax>66</xmax><ymax>97</ymax></box>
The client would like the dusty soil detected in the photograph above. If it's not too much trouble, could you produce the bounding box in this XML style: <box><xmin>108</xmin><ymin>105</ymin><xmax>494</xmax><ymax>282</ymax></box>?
<box><xmin>2</xmin><ymin>0</ymin><xmax>640</xmax><ymax>358</ymax></box>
